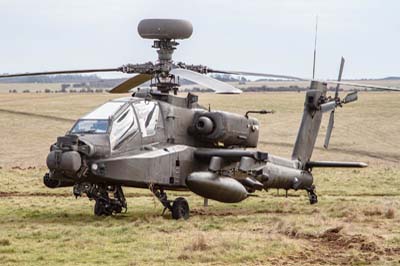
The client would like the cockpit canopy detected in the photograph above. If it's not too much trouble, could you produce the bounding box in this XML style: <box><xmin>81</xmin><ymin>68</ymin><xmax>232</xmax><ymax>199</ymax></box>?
<box><xmin>71</xmin><ymin>101</ymin><xmax>126</xmax><ymax>134</ymax></box>
<box><xmin>70</xmin><ymin>98</ymin><xmax>162</xmax><ymax>150</ymax></box>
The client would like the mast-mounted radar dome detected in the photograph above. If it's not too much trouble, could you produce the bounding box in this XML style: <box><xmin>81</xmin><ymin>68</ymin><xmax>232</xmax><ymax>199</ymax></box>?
<box><xmin>138</xmin><ymin>19</ymin><xmax>193</xmax><ymax>40</ymax></box>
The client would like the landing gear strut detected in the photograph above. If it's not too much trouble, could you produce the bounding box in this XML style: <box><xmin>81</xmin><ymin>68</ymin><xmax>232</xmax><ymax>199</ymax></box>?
<box><xmin>307</xmin><ymin>185</ymin><xmax>318</xmax><ymax>205</ymax></box>
<box><xmin>73</xmin><ymin>183</ymin><xmax>127</xmax><ymax>216</ymax></box>
<box><xmin>150</xmin><ymin>186</ymin><xmax>190</xmax><ymax>220</ymax></box>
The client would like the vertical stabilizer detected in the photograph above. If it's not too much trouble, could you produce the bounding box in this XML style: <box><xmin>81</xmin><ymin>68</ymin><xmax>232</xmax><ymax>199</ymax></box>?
<box><xmin>292</xmin><ymin>81</ymin><xmax>327</xmax><ymax>165</ymax></box>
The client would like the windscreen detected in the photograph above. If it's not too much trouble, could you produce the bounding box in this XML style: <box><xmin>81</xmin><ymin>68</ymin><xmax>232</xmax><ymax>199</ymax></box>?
<box><xmin>71</xmin><ymin>119</ymin><xmax>109</xmax><ymax>134</ymax></box>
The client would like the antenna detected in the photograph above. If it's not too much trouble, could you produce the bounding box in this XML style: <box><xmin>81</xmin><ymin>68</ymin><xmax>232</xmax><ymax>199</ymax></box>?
<box><xmin>312</xmin><ymin>15</ymin><xmax>319</xmax><ymax>79</ymax></box>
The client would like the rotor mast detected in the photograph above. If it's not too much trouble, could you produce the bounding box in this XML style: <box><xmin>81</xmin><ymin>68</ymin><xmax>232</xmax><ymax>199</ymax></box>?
<box><xmin>151</xmin><ymin>39</ymin><xmax>180</xmax><ymax>93</ymax></box>
<box><xmin>153</xmin><ymin>39</ymin><xmax>177</xmax><ymax>70</ymax></box>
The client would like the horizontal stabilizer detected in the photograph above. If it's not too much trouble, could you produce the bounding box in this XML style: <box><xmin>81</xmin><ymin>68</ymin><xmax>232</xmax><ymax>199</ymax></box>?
<box><xmin>306</xmin><ymin>161</ymin><xmax>368</xmax><ymax>168</ymax></box>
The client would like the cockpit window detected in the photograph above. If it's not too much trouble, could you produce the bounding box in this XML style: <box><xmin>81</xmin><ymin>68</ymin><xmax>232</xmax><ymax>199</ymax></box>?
<box><xmin>110</xmin><ymin>105</ymin><xmax>137</xmax><ymax>148</ymax></box>
<box><xmin>71</xmin><ymin>119</ymin><xmax>109</xmax><ymax>134</ymax></box>
<box><xmin>134</xmin><ymin>101</ymin><xmax>160</xmax><ymax>137</ymax></box>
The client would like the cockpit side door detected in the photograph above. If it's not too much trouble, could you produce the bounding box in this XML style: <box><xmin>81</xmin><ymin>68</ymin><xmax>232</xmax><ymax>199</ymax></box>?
<box><xmin>109</xmin><ymin>104</ymin><xmax>140</xmax><ymax>152</ymax></box>
<box><xmin>133</xmin><ymin>101</ymin><xmax>165</xmax><ymax>145</ymax></box>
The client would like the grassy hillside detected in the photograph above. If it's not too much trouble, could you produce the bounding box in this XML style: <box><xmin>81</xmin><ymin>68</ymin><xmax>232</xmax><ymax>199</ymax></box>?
<box><xmin>0</xmin><ymin>92</ymin><xmax>399</xmax><ymax>265</ymax></box>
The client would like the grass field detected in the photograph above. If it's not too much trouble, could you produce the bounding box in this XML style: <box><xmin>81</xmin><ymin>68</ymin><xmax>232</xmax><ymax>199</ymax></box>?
<box><xmin>0</xmin><ymin>92</ymin><xmax>399</xmax><ymax>265</ymax></box>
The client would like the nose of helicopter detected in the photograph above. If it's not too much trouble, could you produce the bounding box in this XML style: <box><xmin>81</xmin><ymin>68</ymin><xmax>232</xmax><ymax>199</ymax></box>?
<box><xmin>46</xmin><ymin>150</ymin><xmax>82</xmax><ymax>173</ymax></box>
<box><xmin>46</xmin><ymin>134</ymin><xmax>97</xmax><ymax>177</ymax></box>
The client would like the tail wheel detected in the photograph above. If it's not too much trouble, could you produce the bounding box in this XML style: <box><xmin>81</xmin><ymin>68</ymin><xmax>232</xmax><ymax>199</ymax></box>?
<box><xmin>171</xmin><ymin>197</ymin><xmax>190</xmax><ymax>220</ymax></box>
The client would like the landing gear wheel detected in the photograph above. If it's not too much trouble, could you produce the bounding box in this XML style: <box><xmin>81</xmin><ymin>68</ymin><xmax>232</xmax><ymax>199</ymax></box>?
<box><xmin>309</xmin><ymin>193</ymin><xmax>318</xmax><ymax>205</ymax></box>
<box><xmin>307</xmin><ymin>185</ymin><xmax>318</xmax><ymax>205</ymax></box>
<box><xmin>171</xmin><ymin>197</ymin><xmax>190</xmax><ymax>220</ymax></box>
<box><xmin>92</xmin><ymin>187</ymin><xmax>126</xmax><ymax>216</ymax></box>
<box><xmin>94</xmin><ymin>199</ymin><xmax>106</xmax><ymax>216</ymax></box>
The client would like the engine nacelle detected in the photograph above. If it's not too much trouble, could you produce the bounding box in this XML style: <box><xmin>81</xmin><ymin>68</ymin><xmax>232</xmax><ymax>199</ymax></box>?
<box><xmin>194</xmin><ymin>116</ymin><xmax>214</xmax><ymax>134</ymax></box>
<box><xmin>189</xmin><ymin>111</ymin><xmax>259</xmax><ymax>147</ymax></box>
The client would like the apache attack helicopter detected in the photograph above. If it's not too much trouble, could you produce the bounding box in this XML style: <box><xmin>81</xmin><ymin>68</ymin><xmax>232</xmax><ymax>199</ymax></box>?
<box><xmin>1</xmin><ymin>19</ymin><xmax>399</xmax><ymax>219</ymax></box>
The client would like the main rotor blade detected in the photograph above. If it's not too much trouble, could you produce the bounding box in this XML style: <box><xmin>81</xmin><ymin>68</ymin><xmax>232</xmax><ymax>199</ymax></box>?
<box><xmin>324</xmin><ymin>110</ymin><xmax>335</xmax><ymax>149</ymax></box>
<box><xmin>328</xmin><ymin>81</ymin><xmax>400</xmax><ymax>92</ymax></box>
<box><xmin>109</xmin><ymin>74</ymin><xmax>152</xmax><ymax>94</ymax></box>
<box><xmin>208</xmin><ymin>69</ymin><xmax>306</xmax><ymax>81</ymax></box>
<box><xmin>0</xmin><ymin>68</ymin><xmax>123</xmax><ymax>78</ymax></box>
<box><xmin>170</xmin><ymin>68</ymin><xmax>242</xmax><ymax>94</ymax></box>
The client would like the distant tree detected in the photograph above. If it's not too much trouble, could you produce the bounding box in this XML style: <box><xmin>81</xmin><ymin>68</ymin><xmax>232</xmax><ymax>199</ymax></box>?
<box><xmin>61</xmin><ymin>84</ymin><xmax>70</xmax><ymax>90</ymax></box>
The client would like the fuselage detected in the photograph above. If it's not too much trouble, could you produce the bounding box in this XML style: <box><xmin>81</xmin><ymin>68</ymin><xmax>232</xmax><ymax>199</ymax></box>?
<box><xmin>46</xmin><ymin>91</ymin><xmax>260</xmax><ymax>191</ymax></box>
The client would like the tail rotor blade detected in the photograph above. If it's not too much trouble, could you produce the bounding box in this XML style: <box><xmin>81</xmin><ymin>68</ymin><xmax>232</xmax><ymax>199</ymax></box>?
<box><xmin>109</xmin><ymin>74</ymin><xmax>152</xmax><ymax>94</ymax></box>
<box><xmin>335</xmin><ymin>57</ymin><xmax>345</xmax><ymax>98</ymax></box>
<box><xmin>324</xmin><ymin>110</ymin><xmax>335</xmax><ymax>149</ymax></box>
<box><xmin>342</xmin><ymin>91</ymin><xmax>358</xmax><ymax>104</ymax></box>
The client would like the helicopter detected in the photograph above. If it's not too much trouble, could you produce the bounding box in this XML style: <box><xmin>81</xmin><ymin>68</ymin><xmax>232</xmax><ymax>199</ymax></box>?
<box><xmin>1</xmin><ymin>19</ymin><xmax>399</xmax><ymax>219</ymax></box>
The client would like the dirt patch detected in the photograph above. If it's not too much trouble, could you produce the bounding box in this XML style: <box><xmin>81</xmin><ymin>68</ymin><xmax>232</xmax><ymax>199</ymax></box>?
<box><xmin>10</xmin><ymin>166</ymin><xmax>37</xmax><ymax>170</ymax></box>
<box><xmin>274</xmin><ymin>226</ymin><xmax>400</xmax><ymax>265</ymax></box>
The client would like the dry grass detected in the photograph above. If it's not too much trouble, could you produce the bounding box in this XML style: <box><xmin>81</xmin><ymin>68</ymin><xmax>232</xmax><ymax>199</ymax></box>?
<box><xmin>0</xmin><ymin>91</ymin><xmax>399</xmax><ymax>265</ymax></box>
<box><xmin>0</xmin><ymin>91</ymin><xmax>399</xmax><ymax>168</ymax></box>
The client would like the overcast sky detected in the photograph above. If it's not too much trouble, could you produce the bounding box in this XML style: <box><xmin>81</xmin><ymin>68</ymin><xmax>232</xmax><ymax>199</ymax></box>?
<box><xmin>0</xmin><ymin>0</ymin><xmax>399</xmax><ymax>79</ymax></box>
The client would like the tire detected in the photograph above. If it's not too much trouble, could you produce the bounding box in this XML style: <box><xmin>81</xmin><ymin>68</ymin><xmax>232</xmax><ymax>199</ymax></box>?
<box><xmin>94</xmin><ymin>200</ymin><xmax>105</xmax><ymax>216</ymax></box>
<box><xmin>94</xmin><ymin>199</ymin><xmax>113</xmax><ymax>216</ymax></box>
<box><xmin>43</xmin><ymin>173</ymin><xmax>60</xmax><ymax>188</ymax></box>
<box><xmin>309</xmin><ymin>194</ymin><xmax>318</xmax><ymax>205</ymax></box>
<box><xmin>171</xmin><ymin>197</ymin><xmax>190</xmax><ymax>220</ymax></box>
